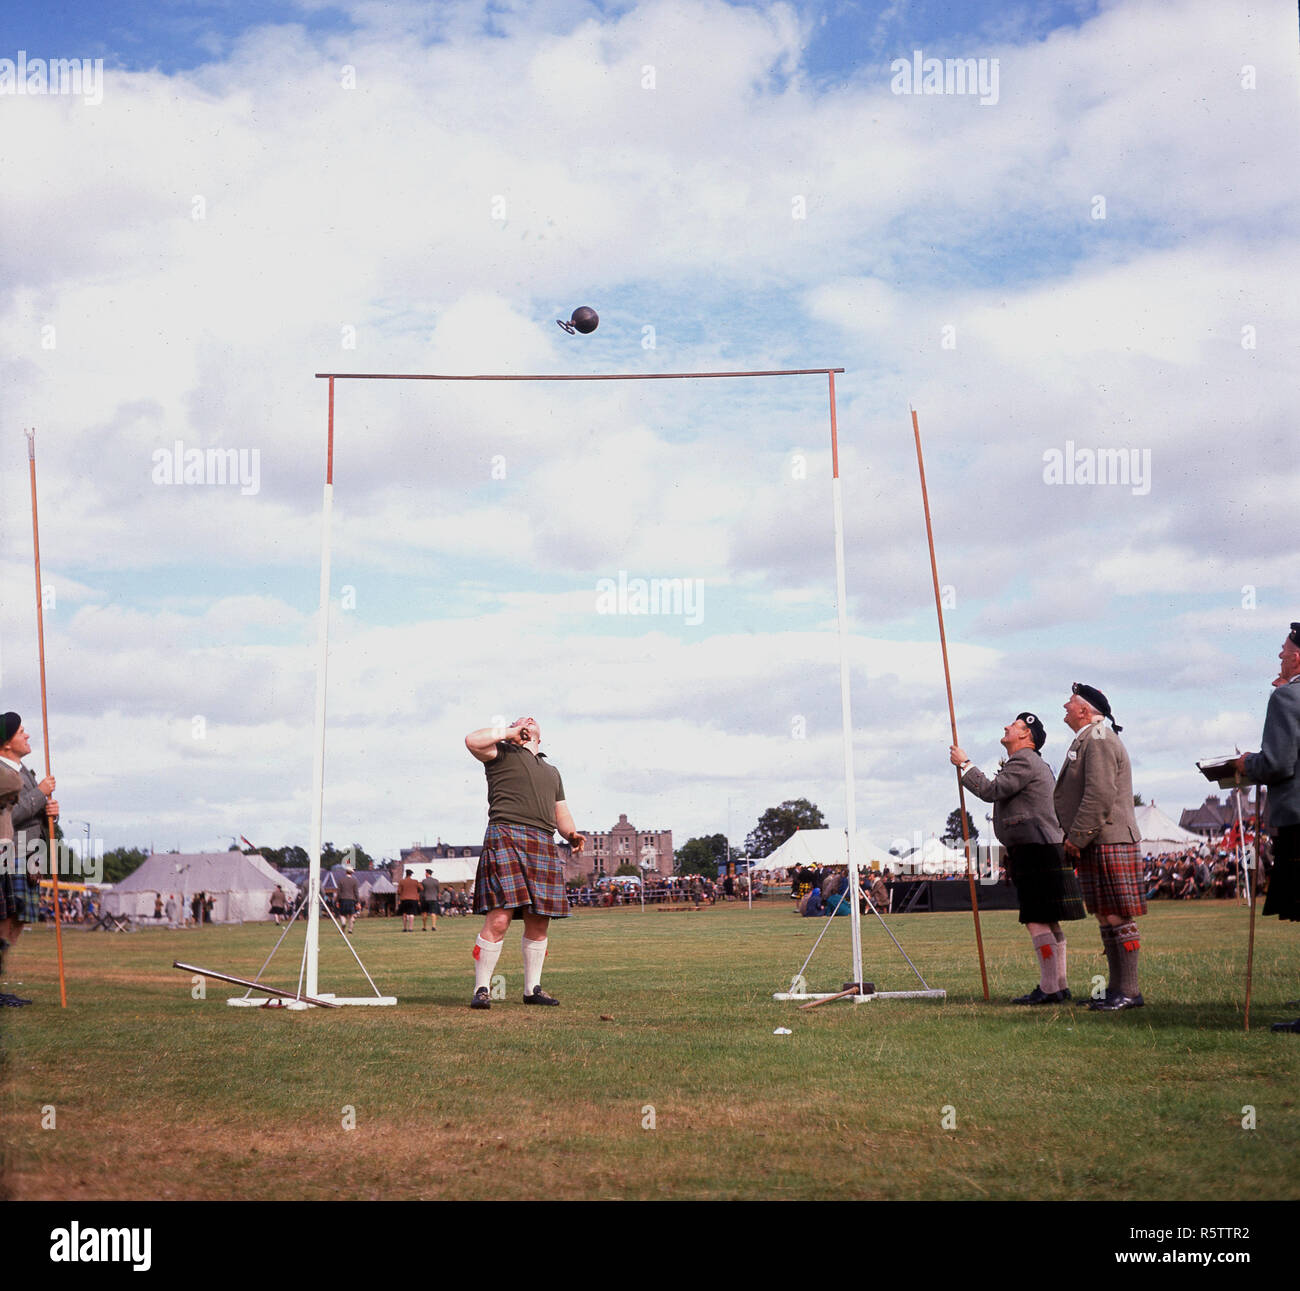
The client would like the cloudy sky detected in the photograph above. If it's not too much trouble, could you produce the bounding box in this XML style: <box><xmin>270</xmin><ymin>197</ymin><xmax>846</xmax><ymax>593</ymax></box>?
<box><xmin>0</xmin><ymin>0</ymin><xmax>1296</xmax><ymax>865</ymax></box>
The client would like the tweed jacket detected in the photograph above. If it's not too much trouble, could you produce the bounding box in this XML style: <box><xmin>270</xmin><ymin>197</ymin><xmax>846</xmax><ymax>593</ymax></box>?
<box><xmin>0</xmin><ymin>761</ymin><xmax>21</xmax><ymax>850</ymax></box>
<box><xmin>961</xmin><ymin>748</ymin><xmax>1062</xmax><ymax>846</ymax></box>
<box><xmin>1243</xmin><ymin>674</ymin><xmax>1300</xmax><ymax>829</ymax></box>
<box><xmin>1053</xmin><ymin>718</ymin><xmax>1140</xmax><ymax>850</ymax></box>
<box><xmin>11</xmin><ymin>764</ymin><xmax>49</xmax><ymax>854</ymax></box>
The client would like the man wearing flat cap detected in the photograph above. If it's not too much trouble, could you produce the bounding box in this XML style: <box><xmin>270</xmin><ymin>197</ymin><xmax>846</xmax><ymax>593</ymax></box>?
<box><xmin>1234</xmin><ymin>622</ymin><xmax>1300</xmax><ymax>1033</ymax></box>
<box><xmin>952</xmin><ymin>711</ymin><xmax>1086</xmax><ymax>1003</ymax></box>
<box><xmin>1054</xmin><ymin>684</ymin><xmax>1145</xmax><ymax>1011</ymax></box>
<box><xmin>464</xmin><ymin>716</ymin><xmax>585</xmax><ymax>1010</ymax></box>
<box><xmin>0</xmin><ymin>712</ymin><xmax>58</xmax><ymax>1007</ymax></box>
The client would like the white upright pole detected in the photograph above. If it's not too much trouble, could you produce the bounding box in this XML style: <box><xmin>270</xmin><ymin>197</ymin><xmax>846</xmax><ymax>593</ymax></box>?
<box><xmin>1233</xmin><ymin>789</ymin><xmax>1252</xmax><ymax>906</ymax></box>
<box><xmin>307</xmin><ymin>380</ymin><xmax>337</xmax><ymax>999</ymax></box>
<box><xmin>827</xmin><ymin>373</ymin><xmax>864</xmax><ymax>991</ymax></box>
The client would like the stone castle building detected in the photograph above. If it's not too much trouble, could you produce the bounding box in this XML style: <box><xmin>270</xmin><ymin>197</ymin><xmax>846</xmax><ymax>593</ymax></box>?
<box><xmin>585</xmin><ymin>813</ymin><xmax>673</xmax><ymax>878</ymax></box>
<box><xmin>396</xmin><ymin>815</ymin><xmax>673</xmax><ymax>886</ymax></box>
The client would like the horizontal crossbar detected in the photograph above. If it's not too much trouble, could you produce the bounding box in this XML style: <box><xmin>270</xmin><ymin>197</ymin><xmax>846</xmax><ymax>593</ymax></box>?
<box><xmin>315</xmin><ymin>368</ymin><xmax>844</xmax><ymax>382</ymax></box>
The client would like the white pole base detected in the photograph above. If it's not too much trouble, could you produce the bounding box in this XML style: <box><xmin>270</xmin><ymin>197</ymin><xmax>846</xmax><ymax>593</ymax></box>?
<box><xmin>865</xmin><ymin>989</ymin><xmax>946</xmax><ymax>1000</ymax></box>
<box><xmin>227</xmin><ymin>995</ymin><xmax>398</xmax><ymax>1008</ymax></box>
<box><xmin>772</xmin><ymin>989</ymin><xmax>946</xmax><ymax>1003</ymax></box>
<box><xmin>769</xmin><ymin>993</ymin><xmax>863</xmax><ymax>1003</ymax></box>
<box><xmin>227</xmin><ymin>997</ymin><xmax>314</xmax><ymax>1009</ymax></box>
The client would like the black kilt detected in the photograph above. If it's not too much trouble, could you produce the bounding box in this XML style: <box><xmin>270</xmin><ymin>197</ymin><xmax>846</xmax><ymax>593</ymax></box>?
<box><xmin>1263</xmin><ymin>824</ymin><xmax>1300</xmax><ymax>922</ymax></box>
<box><xmin>1006</xmin><ymin>842</ymin><xmax>1086</xmax><ymax>925</ymax></box>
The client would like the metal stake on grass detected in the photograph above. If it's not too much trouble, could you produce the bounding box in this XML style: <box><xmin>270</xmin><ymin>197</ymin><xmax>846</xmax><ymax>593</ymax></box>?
<box><xmin>911</xmin><ymin>408</ymin><xmax>990</xmax><ymax>1002</ymax></box>
<box><xmin>174</xmin><ymin>962</ymin><xmax>340</xmax><ymax>1009</ymax></box>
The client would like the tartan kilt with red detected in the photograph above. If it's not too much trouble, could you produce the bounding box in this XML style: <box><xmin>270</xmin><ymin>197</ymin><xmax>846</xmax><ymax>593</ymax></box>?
<box><xmin>474</xmin><ymin>822</ymin><xmax>569</xmax><ymax>919</ymax></box>
<box><xmin>1075</xmin><ymin>840</ymin><xmax>1146</xmax><ymax>919</ymax></box>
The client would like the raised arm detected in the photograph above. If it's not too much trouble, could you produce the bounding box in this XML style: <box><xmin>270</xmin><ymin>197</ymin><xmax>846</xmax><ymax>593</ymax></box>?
<box><xmin>465</xmin><ymin>725</ymin><xmax>521</xmax><ymax>764</ymax></box>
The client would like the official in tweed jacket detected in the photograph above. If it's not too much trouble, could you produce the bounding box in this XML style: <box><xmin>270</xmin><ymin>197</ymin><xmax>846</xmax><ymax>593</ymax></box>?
<box><xmin>1053</xmin><ymin>684</ymin><xmax>1145</xmax><ymax>1012</ymax></box>
<box><xmin>1234</xmin><ymin>622</ymin><xmax>1300</xmax><ymax>1033</ymax></box>
<box><xmin>952</xmin><ymin>711</ymin><xmax>1084</xmax><ymax>1004</ymax></box>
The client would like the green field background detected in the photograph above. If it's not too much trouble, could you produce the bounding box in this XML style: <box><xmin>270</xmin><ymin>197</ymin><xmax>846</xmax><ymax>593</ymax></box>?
<box><xmin>2</xmin><ymin>900</ymin><xmax>1296</xmax><ymax>1201</ymax></box>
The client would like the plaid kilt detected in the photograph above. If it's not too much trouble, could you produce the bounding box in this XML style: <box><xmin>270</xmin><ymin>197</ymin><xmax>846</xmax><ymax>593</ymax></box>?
<box><xmin>1075</xmin><ymin>840</ymin><xmax>1146</xmax><ymax>919</ymax></box>
<box><xmin>15</xmin><ymin>873</ymin><xmax>41</xmax><ymax>922</ymax></box>
<box><xmin>1006</xmin><ymin>843</ymin><xmax>1086</xmax><ymax>925</ymax></box>
<box><xmin>0</xmin><ymin>869</ymin><xmax>39</xmax><ymax>924</ymax></box>
<box><xmin>0</xmin><ymin>868</ymin><xmax>15</xmax><ymax>923</ymax></box>
<box><xmin>474</xmin><ymin>821</ymin><xmax>569</xmax><ymax>919</ymax></box>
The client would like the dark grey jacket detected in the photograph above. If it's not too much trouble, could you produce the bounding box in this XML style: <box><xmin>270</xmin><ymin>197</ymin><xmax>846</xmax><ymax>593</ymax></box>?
<box><xmin>961</xmin><ymin>748</ymin><xmax>1061</xmax><ymax>846</ymax></box>
<box><xmin>1244</xmin><ymin>675</ymin><xmax>1300</xmax><ymax>829</ymax></box>
<box><xmin>11</xmin><ymin>764</ymin><xmax>49</xmax><ymax>856</ymax></box>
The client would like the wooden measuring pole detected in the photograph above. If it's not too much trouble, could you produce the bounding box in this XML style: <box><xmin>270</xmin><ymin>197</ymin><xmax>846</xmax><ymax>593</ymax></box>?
<box><xmin>911</xmin><ymin>409</ymin><xmax>989</xmax><ymax>1001</ymax></box>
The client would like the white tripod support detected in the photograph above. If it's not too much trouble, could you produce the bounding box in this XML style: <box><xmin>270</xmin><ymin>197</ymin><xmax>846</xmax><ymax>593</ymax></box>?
<box><xmin>773</xmin><ymin>377</ymin><xmax>943</xmax><ymax>1008</ymax></box>
<box><xmin>223</xmin><ymin>887</ymin><xmax>397</xmax><ymax>1009</ymax></box>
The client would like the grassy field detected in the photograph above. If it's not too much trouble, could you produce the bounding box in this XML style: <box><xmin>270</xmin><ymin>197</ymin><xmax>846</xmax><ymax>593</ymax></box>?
<box><xmin>2</xmin><ymin>898</ymin><xmax>1297</xmax><ymax>1202</ymax></box>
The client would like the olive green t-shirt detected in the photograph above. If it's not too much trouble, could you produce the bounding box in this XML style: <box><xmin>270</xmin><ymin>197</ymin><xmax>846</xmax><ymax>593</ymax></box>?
<box><xmin>485</xmin><ymin>743</ymin><xmax>566</xmax><ymax>833</ymax></box>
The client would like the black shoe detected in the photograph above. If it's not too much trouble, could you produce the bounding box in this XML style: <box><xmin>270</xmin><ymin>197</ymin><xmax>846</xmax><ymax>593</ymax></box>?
<box><xmin>1270</xmin><ymin>1017</ymin><xmax>1300</xmax><ymax>1033</ymax></box>
<box><xmin>1058</xmin><ymin>987</ymin><xmax>1073</xmax><ymax>1001</ymax></box>
<box><xmin>523</xmin><ymin>986</ymin><xmax>559</xmax><ymax>1006</ymax></box>
<box><xmin>0</xmin><ymin>992</ymin><xmax>31</xmax><ymax>1006</ymax></box>
<box><xmin>470</xmin><ymin>987</ymin><xmax>491</xmax><ymax>1010</ymax></box>
<box><xmin>1011</xmin><ymin>986</ymin><xmax>1063</xmax><ymax>1005</ymax></box>
<box><xmin>1091</xmin><ymin>992</ymin><xmax>1145</xmax><ymax>1012</ymax></box>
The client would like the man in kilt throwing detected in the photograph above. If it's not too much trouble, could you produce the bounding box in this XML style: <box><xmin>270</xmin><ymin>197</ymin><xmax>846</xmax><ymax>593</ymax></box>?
<box><xmin>951</xmin><ymin>711</ymin><xmax>1086</xmax><ymax>1004</ymax></box>
<box><xmin>1055</xmin><ymin>684</ymin><xmax>1145</xmax><ymax>1012</ymax></box>
<box><xmin>464</xmin><ymin>717</ymin><xmax>585</xmax><ymax>1010</ymax></box>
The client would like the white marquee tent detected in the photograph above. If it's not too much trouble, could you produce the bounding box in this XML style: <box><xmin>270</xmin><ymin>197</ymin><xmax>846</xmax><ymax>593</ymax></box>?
<box><xmin>101</xmin><ymin>852</ymin><xmax>299</xmax><ymax>923</ymax></box>
<box><xmin>1136</xmin><ymin>803</ymin><xmax>1205</xmax><ymax>856</ymax></box>
<box><xmin>749</xmin><ymin>829</ymin><xmax>897</xmax><ymax>874</ymax></box>
<box><xmin>894</xmin><ymin>837</ymin><xmax>968</xmax><ymax>875</ymax></box>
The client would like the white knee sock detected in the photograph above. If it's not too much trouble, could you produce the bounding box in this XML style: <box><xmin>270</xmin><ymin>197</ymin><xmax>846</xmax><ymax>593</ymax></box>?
<box><xmin>473</xmin><ymin>934</ymin><xmax>503</xmax><ymax>992</ymax></box>
<box><xmin>522</xmin><ymin>937</ymin><xmax>548</xmax><ymax>994</ymax></box>
<box><xmin>1052</xmin><ymin>925</ymin><xmax>1069</xmax><ymax>993</ymax></box>
<box><xmin>1031</xmin><ymin>931</ymin><xmax>1057</xmax><ymax>993</ymax></box>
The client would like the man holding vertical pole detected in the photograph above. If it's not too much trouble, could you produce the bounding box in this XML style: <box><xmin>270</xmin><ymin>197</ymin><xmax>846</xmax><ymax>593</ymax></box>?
<box><xmin>1234</xmin><ymin>622</ymin><xmax>1300</xmax><ymax>1033</ymax></box>
<box><xmin>951</xmin><ymin>711</ymin><xmax>1085</xmax><ymax>1003</ymax></box>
